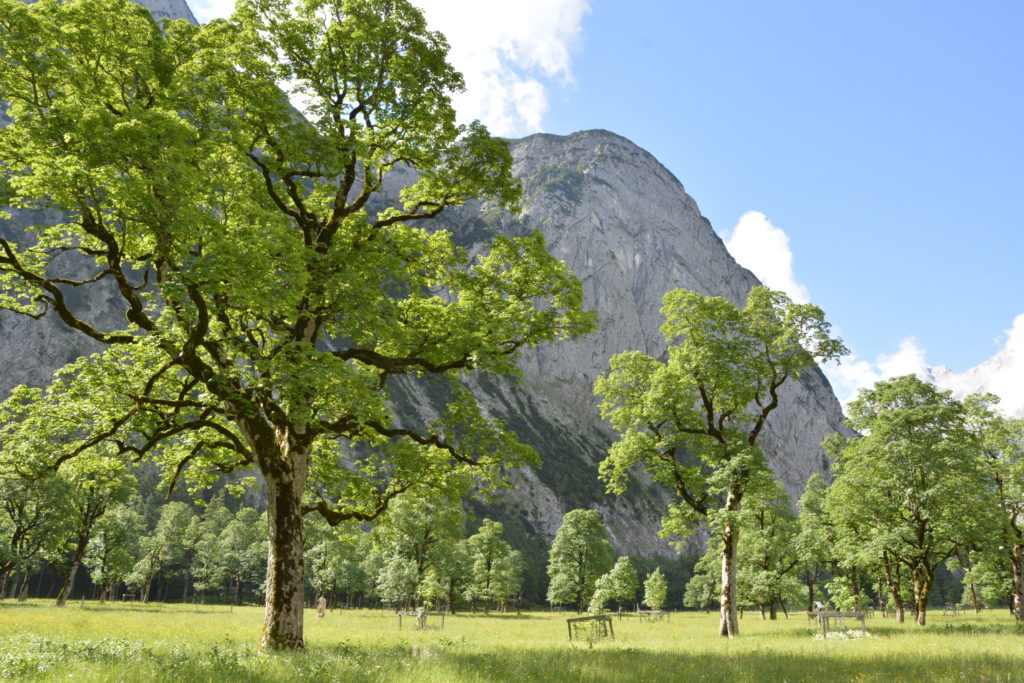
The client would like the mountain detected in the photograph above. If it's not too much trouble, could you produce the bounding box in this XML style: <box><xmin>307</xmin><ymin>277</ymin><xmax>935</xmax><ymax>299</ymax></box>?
<box><xmin>925</xmin><ymin>313</ymin><xmax>1024</xmax><ymax>417</ymax></box>
<box><xmin>404</xmin><ymin>130</ymin><xmax>849</xmax><ymax>556</ymax></box>
<box><xmin>0</xmin><ymin>1</ymin><xmax>850</xmax><ymax>575</ymax></box>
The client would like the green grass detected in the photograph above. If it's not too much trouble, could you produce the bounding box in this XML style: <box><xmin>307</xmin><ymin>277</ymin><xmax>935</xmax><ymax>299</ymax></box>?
<box><xmin>0</xmin><ymin>601</ymin><xmax>1021</xmax><ymax>681</ymax></box>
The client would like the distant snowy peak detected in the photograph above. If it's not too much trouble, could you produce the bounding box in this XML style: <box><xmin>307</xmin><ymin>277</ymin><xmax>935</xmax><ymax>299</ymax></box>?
<box><xmin>925</xmin><ymin>314</ymin><xmax>1024</xmax><ymax>418</ymax></box>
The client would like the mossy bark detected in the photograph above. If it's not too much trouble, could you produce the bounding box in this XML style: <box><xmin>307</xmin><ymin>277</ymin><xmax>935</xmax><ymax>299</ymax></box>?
<box><xmin>257</xmin><ymin>428</ymin><xmax>310</xmax><ymax>651</ymax></box>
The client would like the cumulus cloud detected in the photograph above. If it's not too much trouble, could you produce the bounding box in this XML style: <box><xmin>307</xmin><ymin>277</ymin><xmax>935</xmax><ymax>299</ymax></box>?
<box><xmin>723</xmin><ymin>211</ymin><xmax>811</xmax><ymax>304</ymax></box>
<box><xmin>188</xmin><ymin>0</ymin><xmax>590</xmax><ymax>137</ymax></box>
<box><xmin>416</xmin><ymin>0</ymin><xmax>590</xmax><ymax>136</ymax></box>
<box><xmin>823</xmin><ymin>338</ymin><xmax>931</xmax><ymax>407</ymax></box>
<box><xmin>934</xmin><ymin>312</ymin><xmax>1024</xmax><ymax>418</ymax></box>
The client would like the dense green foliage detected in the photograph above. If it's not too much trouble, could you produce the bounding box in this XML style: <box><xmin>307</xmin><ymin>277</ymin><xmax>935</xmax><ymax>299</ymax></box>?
<box><xmin>0</xmin><ymin>0</ymin><xmax>593</xmax><ymax>649</ymax></box>
<box><xmin>596</xmin><ymin>286</ymin><xmax>846</xmax><ymax>636</ymax></box>
<box><xmin>546</xmin><ymin>509</ymin><xmax>614</xmax><ymax>613</ymax></box>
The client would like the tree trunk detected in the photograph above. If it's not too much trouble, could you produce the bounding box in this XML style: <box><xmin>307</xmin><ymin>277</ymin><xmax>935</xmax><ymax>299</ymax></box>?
<box><xmin>968</xmin><ymin>582</ymin><xmax>981</xmax><ymax>614</ymax></box>
<box><xmin>17</xmin><ymin>570</ymin><xmax>31</xmax><ymax>601</ymax></box>
<box><xmin>1010</xmin><ymin>544</ymin><xmax>1023</xmax><ymax>623</ymax></box>
<box><xmin>911</xmin><ymin>566</ymin><xmax>933</xmax><ymax>626</ymax></box>
<box><xmin>55</xmin><ymin>557</ymin><xmax>83</xmax><ymax>607</ymax></box>
<box><xmin>0</xmin><ymin>569</ymin><xmax>10</xmax><ymax>600</ymax></box>
<box><xmin>769</xmin><ymin>600</ymin><xmax>777</xmax><ymax>620</ymax></box>
<box><xmin>718</xmin><ymin>491</ymin><xmax>740</xmax><ymax>638</ymax></box>
<box><xmin>883</xmin><ymin>561</ymin><xmax>904</xmax><ymax>623</ymax></box>
<box><xmin>258</xmin><ymin>446</ymin><xmax>308</xmax><ymax>651</ymax></box>
<box><xmin>758</xmin><ymin>604</ymin><xmax>765</xmax><ymax>620</ymax></box>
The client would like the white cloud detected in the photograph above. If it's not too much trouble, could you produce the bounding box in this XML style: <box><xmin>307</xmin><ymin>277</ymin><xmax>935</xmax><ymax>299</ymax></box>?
<box><xmin>931</xmin><ymin>312</ymin><xmax>1024</xmax><ymax>418</ymax></box>
<box><xmin>723</xmin><ymin>211</ymin><xmax>811</xmax><ymax>304</ymax></box>
<box><xmin>188</xmin><ymin>0</ymin><xmax>590</xmax><ymax>137</ymax></box>
<box><xmin>824</xmin><ymin>338</ymin><xmax>931</xmax><ymax>408</ymax></box>
<box><xmin>416</xmin><ymin>0</ymin><xmax>590</xmax><ymax>137</ymax></box>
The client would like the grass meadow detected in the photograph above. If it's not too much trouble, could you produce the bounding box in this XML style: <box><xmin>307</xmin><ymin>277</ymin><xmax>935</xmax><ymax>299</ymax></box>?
<box><xmin>0</xmin><ymin>600</ymin><xmax>1021</xmax><ymax>681</ymax></box>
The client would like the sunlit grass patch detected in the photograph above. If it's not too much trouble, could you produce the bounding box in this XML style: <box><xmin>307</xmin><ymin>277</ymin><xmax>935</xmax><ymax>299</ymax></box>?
<box><xmin>0</xmin><ymin>601</ymin><xmax>1021</xmax><ymax>681</ymax></box>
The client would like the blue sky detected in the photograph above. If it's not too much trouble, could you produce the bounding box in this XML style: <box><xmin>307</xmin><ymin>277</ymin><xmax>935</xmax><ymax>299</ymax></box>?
<box><xmin>191</xmin><ymin>0</ymin><xmax>1024</xmax><ymax>404</ymax></box>
<box><xmin>537</xmin><ymin>1</ymin><xmax>1024</xmax><ymax>400</ymax></box>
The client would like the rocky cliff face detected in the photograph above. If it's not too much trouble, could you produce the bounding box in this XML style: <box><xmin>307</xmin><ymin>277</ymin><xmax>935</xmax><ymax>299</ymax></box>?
<box><xmin>0</xmin><ymin>1</ymin><xmax>850</xmax><ymax>564</ymax></box>
<box><xmin>399</xmin><ymin>130</ymin><xmax>849</xmax><ymax>559</ymax></box>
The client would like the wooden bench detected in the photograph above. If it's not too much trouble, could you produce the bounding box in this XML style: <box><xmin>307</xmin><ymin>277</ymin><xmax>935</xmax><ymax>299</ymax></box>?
<box><xmin>566</xmin><ymin>614</ymin><xmax>614</xmax><ymax>641</ymax></box>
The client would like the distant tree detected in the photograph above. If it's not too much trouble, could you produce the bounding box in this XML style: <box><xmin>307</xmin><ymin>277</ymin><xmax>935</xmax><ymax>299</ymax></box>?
<box><xmin>189</xmin><ymin>494</ymin><xmax>234</xmax><ymax>603</ymax></box>
<box><xmin>596</xmin><ymin>286</ymin><xmax>846</xmax><ymax>636</ymax></box>
<box><xmin>608</xmin><ymin>556</ymin><xmax>640</xmax><ymax>610</ymax></box>
<box><xmin>466</xmin><ymin>518</ymin><xmax>513</xmax><ymax>614</ymax></box>
<box><xmin>375</xmin><ymin>554</ymin><xmax>418</xmax><ymax>609</ymax></box>
<box><xmin>0</xmin><ymin>0</ymin><xmax>593</xmax><ymax>650</ymax></box>
<box><xmin>219</xmin><ymin>507</ymin><xmax>266</xmax><ymax>605</ymax></box>
<box><xmin>129</xmin><ymin>502</ymin><xmax>194</xmax><ymax>603</ymax></box>
<box><xmin>793</xmin><ymin>474</ymin><xmax>832</xmax><ymax>612</ymax></box>
<box><xmin>369</xmin><ymin>496</ymin><xmax>464</xmax><ymax>594</ymax></box>
<box><xmin>0</xmin><ymin>472</ymin><xmax>71</xmax><ymax>599</ymax></box>
<box><xmin>588</xmin><ymin>571</ymin><xmax>614</xmax><ymax>614</ymax></box>
<box><xmin>825</xmin><ymin>376</ymin><xmax>989</xmax><ymax>626</ymax></box>
<box><xmin>491</xmin><ymin>549</ymin><xmax>524</xmax><ymax>613</ymax></box>
<box><xmin>435</xmin><ymin>539</ymin><xmax>473</xmax><ymax>613</ymax></box>
<box><xmin>683</xmin><ymin>549</ymin><xmax>720</xmax><ymax>613</ymax></box>
<box><xmin>589</xmin><ymin>555</ymin><xmax>638</xmax><ymax>614</ymax></box>
<box><xmin>546</xmin><ymin>509</ymin><xmax>614</xmax><ymax>613</ymax></box>
<box><xmin>49</xmin><ymin>461</ymin><xmax>135</xmax><ymax>606</ymax></box>
<box><xmin>84</xmin><ymin>499</ymin><xmax>146</xmax><ymax>602</ymax></box>
<box><xmin>643</xmin><ymin>567</ymin><xmax>668</xmax><ymax>611</ymax></box>
<box><xmin>736</xmin><ymin>478</ymin><xmax>802</xmax><ymax>620</ymax></box>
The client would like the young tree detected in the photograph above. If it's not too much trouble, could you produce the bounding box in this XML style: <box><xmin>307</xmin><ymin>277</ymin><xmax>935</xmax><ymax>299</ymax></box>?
<box><xmin>825</xmin><ymin>376</ymin><xmax>989</xmax><ymax>626</ymax></box>
<box><xmin>219</xmin><ymin>507</ymin><xmax>266</xmax><ymax>605</ymax></box>
<box><xmin>546</xmin><ymin>509</ymin><xmax>614</xmax><ymax>613</ymax></box>
<box><xmin>643</xmin><ymin>567</ymin><xmax>668</xmax><ymax>611</ymax></box>
<box><xmin>683</xmin><ymin>547</ymin><xmax>721</xmax><ymax>612</ymax></box>
<box><xmin>588</xmin><ymin>555</ymin><xmax>638</xmax><ymax>614</ymax></box>
<box><xmin>189</xmin><ymin>494</ymin><xmax>234</xmax><ymax>603</ymax></box>
<box><xmin>129</xmin><ymin>502</ymin><xmax>194</xmax><ymax>603</ymax></box>
<box><xmin>466</xmin><ymin>518</ymin><xmax>513</xmax><ymax>614</ymax></box>
<box><xmin>0</xmin><ymin>0</ymin><xmax>592</xmax><ymax>649</ymax></box>
<box><xmin>595</xmin><ymin>286</ymin><xmax>845</xmax><ymax>636</ymax></box>
<box><xmin>0</xmin><ymin>472</ymin><xmax>71</xmax><ymax>598</ymax></box>
<box><xmin>50</xmin><ymin>462</ymin><xmax>135</xmax><ymax>606</ymax></box>
<box><xmin>736</xmin><ymin>479</ymin><xmax>801</xmax><ymax>620</ymax></box>
<box><xmin>491</xmin><ymin>549</ymin><xmax>524</xmax><ymax>613</ymax></box>
<box><xmin>793</xmin><ymin>474</ymin><xmax>833</xmax><ymax>612</ymax></box>
<box><xmin>368</xmin><ymin>495</ymin><xmax>464</xmax><ymax>591</ymax></box>
<box><xmin>84</xmin><ymin>500</ymin><xmax>146</xmax><ymax>602</ymax></box>
<box><xmin>375</xmin><ymin>554</ymin><xmax>418</xmax><ymax>609</ymax></box>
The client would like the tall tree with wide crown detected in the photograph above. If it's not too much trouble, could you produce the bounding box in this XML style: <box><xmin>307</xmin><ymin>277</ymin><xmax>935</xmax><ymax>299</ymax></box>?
<box><xmin>0</xmin><ymin>0</ymin><xmax>593</xmax><ymax>649</ymax></box>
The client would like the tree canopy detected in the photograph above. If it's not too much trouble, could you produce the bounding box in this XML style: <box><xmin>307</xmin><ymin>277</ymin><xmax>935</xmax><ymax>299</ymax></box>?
<box><xmin>0</xmin><ymin>0</ymin><xmax>593</xmax><ymax>649</ymax></box>
<box><xmin>595</xmin><ymin>285</ymin><xmax>845</xmax><ymax>636</ymax></box>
